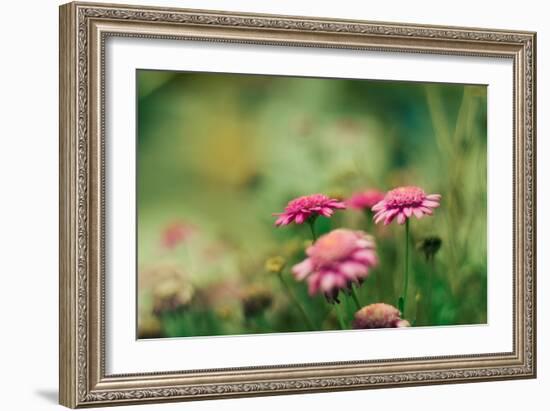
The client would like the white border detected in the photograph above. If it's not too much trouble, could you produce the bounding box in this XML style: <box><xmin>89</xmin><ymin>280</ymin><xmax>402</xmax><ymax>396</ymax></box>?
<box><xmin>105</xmin><ymin>37</ymin><xmax>513</xmax><ymax>374</ymax></box>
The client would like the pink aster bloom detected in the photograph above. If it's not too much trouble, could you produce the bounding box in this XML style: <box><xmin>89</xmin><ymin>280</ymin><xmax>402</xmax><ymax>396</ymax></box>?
<box><xmin>346</xmin><ymin>189</ymin><xmax>385</xmax><ymax>211</ymax></box>
<box><xmin>273</xmin><ymin>194</ymin><xmax>346</xmax><ymax>227</ymax></box>
<box><xmin>291</xmin><ymin>229</ymin><xmax>378</xmax><ymax>302</ymax></box>
<box><xmin>352</xmin><ymin>303</ymin><xmax>410</xmax><ymax>329</ymax></box>
<box><xmin>372</xmin><ymin>186</ymin><xmax>441</xmax><ymax>225</ymax></box>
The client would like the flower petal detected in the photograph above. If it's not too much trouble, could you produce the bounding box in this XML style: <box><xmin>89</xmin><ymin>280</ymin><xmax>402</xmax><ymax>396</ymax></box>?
<box><xmin>383</xmin><ymin>208</ymin><xmax>399</xmax><ymax>225</ymax></box>
<box><xmin>339</xmin><ymin>262</ymin><xmax>367</xmax><ymax>279</ymax></box>
<box><xmin>420</xmin><ymin>206</ymin><xmax>433</xmax><ymax>215</ymax></box>
<box><xmin>328</xmin><ymin>200</ymin><xmax>347</xmax><ymax>209</ymax></box>
<box><xmin>320</xmin><ymin>273</ymin><xmax>338</xmax><ymax>294</ymax></box>
<box><xmin>292</xmin><ymin>258</ymin><xmax>313</xmax><ymax>280</ymax></box>
<box><xmin>294</xmin><ymin>213</ymin><xmax>306</xmax><ymax>224</ymax></box>
<box><xmin>371</xmin><ymin>201</ymin><xmax>386</xmax><ymax>212</ymax></box>
<box><xmin>352</xmin><ymin>249</ymin><xmax>378</xmax><ymax>267</ymax></box>
<box><xmin>275</xmin><ymin>214</ymin><xmax>293</xmax><ymax>226</ymax></box>
<box><xmin>412</xmin><ymin>208</ymin><xmax>424</xmax><ymax>219</ymax></box>
<box><xmin>374</xmin><ymin>210</ymin><xmax>387</xmax><ymax>224</ymax></box>
<box><xmin>396</xmin><ymin>212</ymin><xmax>407</xmax><ymax>225</ymax></box>
<box><xmin>307</xmin><ymin>275</ymin><xmax>321</xmax><ymax>295</ymax></box>
<box><xmin>421</xmin><ymin>200</ymin><xmax>440</xmax><ymax>208</ymax></box>
<box><xmin>396</xmin><ymin>319</ymin><xmax>410</xmax><ymax>327</ymax></box>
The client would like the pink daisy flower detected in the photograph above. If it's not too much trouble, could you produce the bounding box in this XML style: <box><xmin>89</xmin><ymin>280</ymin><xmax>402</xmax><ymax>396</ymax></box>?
<box><xmin>346</xmin><ymin>189</ymin><xmax>385</xmax><ymax>211</ymax></box>
<box><xmin>273</xmin><ymin>194</ymin><xmax>346</xmax><ymax>227</ymax></box>
<box><xmin>292</xmin><ymin>229</ymin><xmax>378</xmax><ymax>302</ymax></box>
<box><xmin>352</xmin><ymin>303</ymin><xmax>410</xmax><ymax>329</ymax></box>
<box><xmin>372</xmin><ymin>186</ymin><xmax>441</xmax><ymax>225</ymax></box>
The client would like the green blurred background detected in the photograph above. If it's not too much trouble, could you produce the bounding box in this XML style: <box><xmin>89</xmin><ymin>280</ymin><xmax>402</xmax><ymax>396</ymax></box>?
<box><xmin>136</xmin><ymin>69</ymin><xmax>487</xmax><ymax>339</ymax></box>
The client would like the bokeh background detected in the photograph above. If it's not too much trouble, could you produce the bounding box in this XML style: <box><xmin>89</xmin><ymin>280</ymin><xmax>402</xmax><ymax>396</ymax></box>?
<box><xmin>136</xmin><ymin>69</ymin><xmax>487</xmax><ymax>339</ymax></box>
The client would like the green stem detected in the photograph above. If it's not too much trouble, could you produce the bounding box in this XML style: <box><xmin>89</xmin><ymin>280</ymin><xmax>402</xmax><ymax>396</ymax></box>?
<box><xmin>427</xmin><ymin>257</ymin><xmax>435</xmax><ymax>324</ymax></box>
<box><xmin>277</xmin><ymin>272</ymin><xmax>315</xmax><ymax>330</ymax></box>
<box><xmin>334</xmin><ymin>303</ymin><xmax>346</xmax><ymax>330</ymax></box>
<box><xmin>350</xmin><ymin>287</ymin><xmax>362</xmax><ymax>311</ymax></box>
<box><xmin>363</xmin><ymin>210</ymin><xmax>371</xmax><ymax>231</ymax></box>
<box><xmin>307</xmin><ymin>218</ymin><xmax>318</xmax><ymax>242</ymax></box>
<box><xmin>402</xmin><ymin>219</ymin><xmax>410</xmax><ymax>318</ymax></box>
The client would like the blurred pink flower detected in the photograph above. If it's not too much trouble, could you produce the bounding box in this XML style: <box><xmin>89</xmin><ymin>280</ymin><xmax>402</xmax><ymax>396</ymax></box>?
<box><xmin>372</xmin><ymin>186</ymin><xmax>441</xmax><ymax>225</ymax></box>
<box><xmin>161</xmin><ymin>221</ymin><xmax>196</xmax><ymax>249</ymax></box>
<box><xmin>352</xmin><ymin>303</ymin><xmax>410</xmax><ymax>329</ymax></box>
<box><xmin>292</xmin><ymin>229</ymin><xmax>378</xmax><ymax>302</ymax></box>
<box><xmin>273</xmin><ymin>194</ymin><xmax>346</xmax><ymax>227</ymax></box>
<box><xmin>346</xmin><ymin>189</ymin><xmax>385</xmax><ymax>211</ymax></box>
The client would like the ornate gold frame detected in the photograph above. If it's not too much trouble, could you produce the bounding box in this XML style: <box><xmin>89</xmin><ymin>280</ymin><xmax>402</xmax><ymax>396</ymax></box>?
<box><xmin>59</xmin><ymin>1</ymin><xmax>536</xmax><ymax>408</ymax></box>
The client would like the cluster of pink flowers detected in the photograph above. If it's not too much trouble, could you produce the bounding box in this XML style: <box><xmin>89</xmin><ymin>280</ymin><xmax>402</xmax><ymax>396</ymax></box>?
<box><xmin>273</xmin><ymin>194</ymin><xmax>346</xmax><ymax>226</ymax></box>
<box><xmin>273</xmin><ymin>187</ymin><xmax>441</xmax><ymax>228</ymax></box>
<box><xmin>291</xmin><ymin>229</ymin><xmax>378</xmax><ymax>302</ymax></box>
<box><xmin>268</xmin><ymin>186</ymin><xmax>441</xmax><ymax>328</ymax></box>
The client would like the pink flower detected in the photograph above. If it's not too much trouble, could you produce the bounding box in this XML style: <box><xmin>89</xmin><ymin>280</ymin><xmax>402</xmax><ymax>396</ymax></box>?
<box><xmin>273</xmin><ymin>194</ymin><xmax>346</xmax><ymax>227</ymax></box>
<box><xmin>346</xmin><ymin>189</ymin><xmax>385</xmax><ymax>211</ymax></box>
<box><xmin>161</xmin><ymin>221</ymin><xmax>196</xmax><ymax>249</ymax></box>
<box><xmin>372</xmin><ymin>186</ymin><xmax>441</xmax><ymax>225</ymax></box>
<box><xmin>352</xmin><ymin>303</ymin><xmax>410</xmax><ymax>329</ymax></box>
<box><xmin>292</xmin><ymin>229</ymin><xmax>378</xmax><ymax>302</ymax></box>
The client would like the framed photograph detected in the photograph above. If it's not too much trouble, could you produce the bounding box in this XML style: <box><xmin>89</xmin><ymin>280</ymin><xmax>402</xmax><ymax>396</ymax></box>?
<box><xmin>59</xmin><ymin>1</ymin><xmax>537</xmax><ymax>408</ymax></box>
